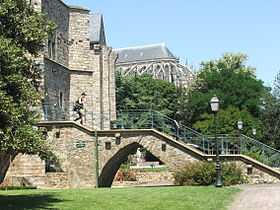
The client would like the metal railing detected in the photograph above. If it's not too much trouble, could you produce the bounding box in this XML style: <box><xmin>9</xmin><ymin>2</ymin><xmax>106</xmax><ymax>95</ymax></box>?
<box><xmin>40</xmin><ymin>106</ymin><xmax>280</xmax><ymax>167</ymax></box>
<box><xmin>116</xmin><ymin>109</ymin><xmax>280</xmax><ymax>167</ymax></box>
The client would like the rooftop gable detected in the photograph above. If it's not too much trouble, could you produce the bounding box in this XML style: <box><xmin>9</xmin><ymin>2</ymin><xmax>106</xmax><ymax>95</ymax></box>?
<box><xmin>114</xmin><ymin>43</ymin><xmax>176</xmax><ymax>64</ymax></box>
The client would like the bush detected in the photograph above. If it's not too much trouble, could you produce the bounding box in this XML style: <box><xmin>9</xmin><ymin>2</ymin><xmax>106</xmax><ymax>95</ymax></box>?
<box><xmin>222</xmin><ymin>162</ymin><xmax>246</xmax><ymax>186</ymax></box>
<box><xmin>174</xmin><ymin>161</ymin><xmax>247</xmax><ymax>186</ymax></box>
<box><xmin>116</xmin><ymin>164</ymin><xmax>137</xmax><ymax>182</ymax></box>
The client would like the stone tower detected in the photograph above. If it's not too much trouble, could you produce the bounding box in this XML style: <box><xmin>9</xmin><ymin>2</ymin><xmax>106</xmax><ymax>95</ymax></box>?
<box><xmin>38</xmin><ymin>0</ymin><xmax>116</xmax><ymax>130</ymax></box>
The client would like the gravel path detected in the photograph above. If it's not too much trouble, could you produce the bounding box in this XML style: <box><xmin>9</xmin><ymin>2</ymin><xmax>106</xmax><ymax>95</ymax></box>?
<box><xmin>229</xmin><ymin>184</ymin><xmax>280</xmax><ymax>210</ymax></box>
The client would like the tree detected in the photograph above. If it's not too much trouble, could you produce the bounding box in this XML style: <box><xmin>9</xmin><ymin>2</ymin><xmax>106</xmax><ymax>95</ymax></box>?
<box><xmin>116</xmin><ymin>73</ymin><xmax>184</xmax><ymax>117</ymax></box>
<box><xmin>180</xmin><ymin>53</ymin><xmax>268</xmax><ymax>129</ymax></box>
<box><xmin>194</xmin><ymin>106</ymin><xmax>263</xmax><ymax>138</ymax></box>
<box><xmin>261</xmin><ymin>72</ymin><xmax>280</xmax><ymax>149</ymax></box>
<box><xmin>273</xmin><ymin>71</ymin><xmax>280</xmax><ymax>99</ymax></box>
<box><xmin>0</xmin><ymin>0</ymin><xmax>54</xmax><ymax>183</ymax></box>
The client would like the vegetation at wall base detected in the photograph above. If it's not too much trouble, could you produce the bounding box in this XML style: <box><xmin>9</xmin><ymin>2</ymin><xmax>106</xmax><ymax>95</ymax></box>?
<box><xmin>174</xmin><ymin>162</ymin><xmax>247</xmax><ymax>186</ymax></box>
<box><xmin>115</xmin><ymin>163</ymin><xmax>137</xmax><ymax>182</ymax></box>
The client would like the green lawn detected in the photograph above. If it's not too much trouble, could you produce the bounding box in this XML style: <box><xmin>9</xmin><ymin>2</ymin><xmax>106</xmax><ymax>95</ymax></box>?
<box><xmin>0</xmin><ymin>186</ymin><xmax>239</xmax><ymax>210</ymax></box>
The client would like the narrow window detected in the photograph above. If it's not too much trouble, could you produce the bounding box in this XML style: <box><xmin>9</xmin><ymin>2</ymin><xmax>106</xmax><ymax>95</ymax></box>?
<box><xmin>162</xmin><ymin>143</ymin><xmax>166</xmax><ymax>152</ymax></box>
<box><xmin>105</xmin><ymin>142</ymin><xmax>111</xmax><ymax>150</ymax></box>
<box><xmin>48</xmin><ymin>40</ymin><xmax>52</xmax><ymax>58</ymax></box>
<box><xmin>55</xmin><ymin>130</ymin><xmax>60</xmax><ymax>138</ymax></box>
<box><xmin>52</xmin><ymin>40</ymin><xmax>56</xmax><ymax>60</ymax></box>
<box><xmin>247</xmin><ymin>165</ymin><xmax>253</xmax><ymax>175</ymax></box>
<box><xmin>59</xmin><ymin>92</ymin><xmax>63</xmax><ymax>108</ymax></box>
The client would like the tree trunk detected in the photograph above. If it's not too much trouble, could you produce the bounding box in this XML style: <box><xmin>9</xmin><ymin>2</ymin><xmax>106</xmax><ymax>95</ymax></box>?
<box><xmin>0</xmin><ymin>152</ymin><xmax>16</xmax><ymax>184</ymax></box>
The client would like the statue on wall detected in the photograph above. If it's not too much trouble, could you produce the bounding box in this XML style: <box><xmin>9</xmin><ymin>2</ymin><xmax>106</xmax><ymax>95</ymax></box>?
<box><xmin>136</xmin><ymin>148</ymin><xmax>142</xmax><ymax>166</ymax></box>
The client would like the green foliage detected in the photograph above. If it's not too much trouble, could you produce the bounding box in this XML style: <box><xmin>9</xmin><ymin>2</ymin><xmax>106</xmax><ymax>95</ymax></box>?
<box><xmin>174</xmin><ymin>161</ymin><xmax>246</xmax><ymax>186</ymax></box>
<box><xmin>194</xmin><ymin>106</ymin><xmax>263</xmax><ymax>138</ymax></box>
<box><xmin>243</xmin><ymin>148</ymin><xmax>280</xmax><ymax>167</ymax></box>
<box><xmin>222</xmin><ymin>163</ymin><xmax>246</xmax><ymax>186</ymax></box>
<box><xmin>174</xmin><ymin>161</ymin><xmax>216</xmax><ymax>186</ymax></box>
<box><xmin>117</xmin><ymin>163</ymin><xmax>137</xmax><ymax>181</ymax></box>
<box><xmin>116</xmin><ymin>72</ymin><xmax>183</xmax><ymax>117</ymax></box>
<box><xmin>261</xmin><ymin>74</ymin><xmax>280</xmax><ymax>149</ymax></box>
<box><xmin>182</xmin><ymin>53</ymin><xmax>267</xmax><ymax>127</ymax></box>
<box><xmin>0</xmin><ymin>0</ymin><xmax>54</xmax><ymax>174</ymax></box>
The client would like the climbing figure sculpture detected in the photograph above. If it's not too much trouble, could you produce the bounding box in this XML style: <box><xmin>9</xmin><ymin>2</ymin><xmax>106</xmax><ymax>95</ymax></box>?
<box><xmin>73</xmin><ymin>92</ymin><xmax>87</xmax><ymax>125</ymax></box>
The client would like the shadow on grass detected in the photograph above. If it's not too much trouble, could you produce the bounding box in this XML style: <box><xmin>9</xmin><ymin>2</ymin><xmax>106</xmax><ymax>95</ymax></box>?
<box><xmin>0</xmin><ymin>193</ymin><xmax>66</xmax><ymax>210</ymax></box>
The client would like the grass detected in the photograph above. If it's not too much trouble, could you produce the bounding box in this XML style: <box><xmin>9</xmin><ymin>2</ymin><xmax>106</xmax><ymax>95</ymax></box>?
<box><xmin>0</xmin><ymin>186</ymin><xmax>239</xmax><ymax>210</ymax></box>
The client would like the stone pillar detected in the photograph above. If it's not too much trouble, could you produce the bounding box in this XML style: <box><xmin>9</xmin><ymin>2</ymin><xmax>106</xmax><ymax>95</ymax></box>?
<box><xmin>90</xmin><ymin>45</ymin><xmax>117</xmax><ymax>130</ymax></box>
<box><xmin>68</xmin><ymin>7</ymin><xmax>90</xmax><ymax>71</ymax></box>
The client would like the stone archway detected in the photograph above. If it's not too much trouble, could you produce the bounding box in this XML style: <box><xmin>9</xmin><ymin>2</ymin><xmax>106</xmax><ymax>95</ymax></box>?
<box><xmin>98</xmin><ymin>142</ymin><xmax>165</xmax><ymax>187</ymax></box>
<box><xmin>98</xmin><ymin>133</ymin><xmax>201</xmax><ymax>187</ymax></box>
<box><xmin>99</xmin><ymin>143</ymin><xmax>138</xmax><ymax>187</ymax></box>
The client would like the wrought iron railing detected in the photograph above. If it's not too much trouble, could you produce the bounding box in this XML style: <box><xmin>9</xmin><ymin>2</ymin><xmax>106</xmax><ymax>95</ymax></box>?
<box><xmin>40</xmin><ymin>106</ymin><xmax>280</xmax><ymax>167</ymax></box>
<box><xmin>116</xmin><ymin>109</ymin><xmax>280</xmax><ymax>167</ymax></box>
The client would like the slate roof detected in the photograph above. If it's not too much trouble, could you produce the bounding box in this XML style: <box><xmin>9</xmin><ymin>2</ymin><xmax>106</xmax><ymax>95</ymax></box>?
<box><xmin>114</xmin><ymin>43</ymin><xmax>176</xmax><ymax>64</ymax></box>
<box><xmin>89</xmin><ymin>13</ymin><xmax>106</xmax><ymax>45</ymax></box>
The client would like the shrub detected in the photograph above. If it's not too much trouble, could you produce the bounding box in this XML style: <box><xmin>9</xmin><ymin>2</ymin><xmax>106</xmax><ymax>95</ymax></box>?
<box><xmin>174</xmin><ymin>161</ymin><xmax>247</xmax><ymax>186</ymax></box>
<box><xmin>116</xmin><ymin>164</ymin><xmax>137</xmax><ymax>182</ymax></box>
<box><xmin>222</xmin><ymin>162</ymin><xmax>247</xmax><ymax>186</ymax></box>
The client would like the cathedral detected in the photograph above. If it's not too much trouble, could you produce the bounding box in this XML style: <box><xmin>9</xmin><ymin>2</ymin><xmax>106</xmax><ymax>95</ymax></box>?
<box><xmin>115</xmin><ymin>43</ymin><xmax>194</xmax><ymax>87</ymax></box>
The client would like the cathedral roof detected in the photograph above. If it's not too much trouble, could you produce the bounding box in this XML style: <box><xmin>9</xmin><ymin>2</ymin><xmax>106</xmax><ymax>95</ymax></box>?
<box><xmin>114</xmin><ymin>43</ymin><xmax>176</xmax><ymax>64</ymax></box>
<box><xmin>89</xmin><ymin>13</ymin><xmax>106</xmax><ymax>45</ymax></box>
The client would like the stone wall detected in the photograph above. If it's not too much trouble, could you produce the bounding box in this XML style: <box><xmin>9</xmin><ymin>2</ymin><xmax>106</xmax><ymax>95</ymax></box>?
<box><xmin>235</xmin><ymin>161</ymin><xmax>280</xmax><ymax>184</ymax></box>
<box><xmin>45</xmin><ymin>172</ymin><xmax>69</xmax><ymax>188</ymax></box>
<box><xmin>69</xmin><ymin>71</ymin><xmax>94</xmax><ymax>126</ymax></box>
<box><xmin>43</xmin><ymin>58</ymin><xmax>70</xmax><ymax>120</ymax></box>
<box><xmin>68</xmin><ymin>8</ymin><xmax>91</xmax><ymax>71</ymax></box>
<box><xmin>98</xmin><ymin>133</ymin><xmax>199</xmax><ymax>174</ymax></box>
<box><xmin>45</xmin><ymin>126</ymin><xmax>96</xmax><ymax>188</ymax></box>
<box><xmin>42</xmin><ymin>0</ymin><xmax>70</xmax><ymax>66</ymax></box>
<box><xmin>4</xmin><ymin>125</ymin><xmax>280</xmax><ymax>188</ymax></box>
<box><xmin>89</xmin><ymin>46</ymin><xmax>117</xmax><ymax>130</ymax></box>
<box><xmin>6</xmin><ymin>154</ymin><xmax>45</xmax><ymax>177</ymax></box>
<box><xmin>37</xmin><ymin>0</ymin><xmax>117</xmax><ymax>129</ymax></box>
<box><xmin>113</xmin><ymin>171</ymin><xmax>174</xmax><ymax>186</ymax></box>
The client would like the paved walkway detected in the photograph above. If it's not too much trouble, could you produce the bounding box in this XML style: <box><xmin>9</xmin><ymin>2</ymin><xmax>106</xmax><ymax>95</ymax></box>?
<box><xmin>229</xmin><ymin>184</ymin><xmax>280</xmax><ymax>210</ymax></box>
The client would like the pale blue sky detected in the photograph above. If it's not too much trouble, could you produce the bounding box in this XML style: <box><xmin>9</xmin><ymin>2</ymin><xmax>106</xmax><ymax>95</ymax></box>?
<box><xmin>65</xmin><ymin>0</ymin><xmax>280</xmax><ymax>86</ymax></box>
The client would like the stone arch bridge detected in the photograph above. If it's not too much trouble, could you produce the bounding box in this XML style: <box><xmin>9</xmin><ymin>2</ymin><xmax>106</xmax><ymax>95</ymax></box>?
<box><xmin>5</xmin><ymin>121</ymin><xmax>280</xmax><ymax>188</ymax></box>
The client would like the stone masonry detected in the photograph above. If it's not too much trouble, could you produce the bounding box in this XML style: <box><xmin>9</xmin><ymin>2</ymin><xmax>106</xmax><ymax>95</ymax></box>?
<box><xmin>35</xmin><ymin>0</ymin><xmax>117</xmax><ymax>130</ymax></box>
<box><xmin>5</xmin><ymin>122</ymin><xmax>279</xmax><ymax>188</ymax></box>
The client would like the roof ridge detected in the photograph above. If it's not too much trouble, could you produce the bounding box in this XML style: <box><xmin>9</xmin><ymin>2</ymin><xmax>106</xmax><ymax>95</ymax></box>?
<box><xmin>114</xmin><ymin>43</ymin><xmax>166</xmax><ymax>51</ymax></box>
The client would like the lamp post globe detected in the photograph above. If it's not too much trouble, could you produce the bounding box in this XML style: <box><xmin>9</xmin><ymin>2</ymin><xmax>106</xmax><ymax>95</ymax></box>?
<box><xmin>237</xmin><ymin>120</ymin><xmax>243</xmax><ymax>154</ymax></box>
<box><xmin>237</xmin><ymin>120</ymin><xmax>243</xmax><ymax>130</ymax></box>
<box><xmin>252</xmin><ymin>128</ymin><xmax>257</xmax><ymax>136</ymax></box>
<box><xmin>210</xmin><ymin>96</ymin><xmax>220</xmax><ymax>112</ymax></box>
<box><xmin>210</xmin><ymin>96</ymin><xmax>222</xmax><ymax>187</ymax></box>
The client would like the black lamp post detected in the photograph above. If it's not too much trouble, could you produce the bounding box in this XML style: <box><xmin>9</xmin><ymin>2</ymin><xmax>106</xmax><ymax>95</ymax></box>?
<box><xmin>237</xmin><ymin>120</ymin><xmax>243</xmax><ymax>153</ymax></box>
<box><xmin>210</xmin><ymin>96</ymin><xmax>222</xmax><ymax>187</ymax></box>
